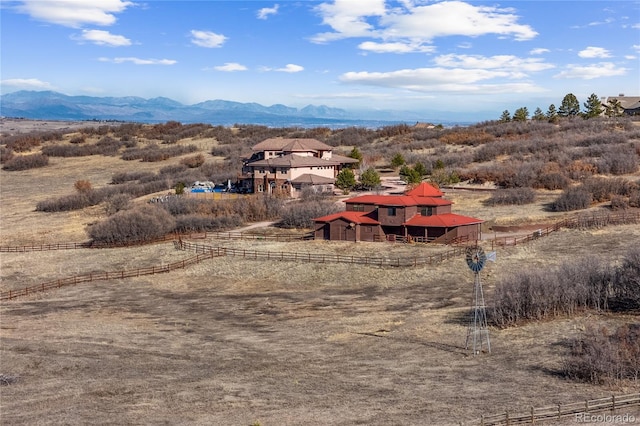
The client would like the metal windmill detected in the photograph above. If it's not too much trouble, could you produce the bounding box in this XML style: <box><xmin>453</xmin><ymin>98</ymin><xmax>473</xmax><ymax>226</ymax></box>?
<box><xmin>465</xmin><ymin>246</ymin><xmax>491</xmax><ymax>355</ymax></box>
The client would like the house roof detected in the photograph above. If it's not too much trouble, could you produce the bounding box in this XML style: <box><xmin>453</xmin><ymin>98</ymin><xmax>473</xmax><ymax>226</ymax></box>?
<box><xmin>314</xmin><ymin>210</ymin><xmax>380</xmax><ymax>225</ymax></box>
<box><xmin>246</xmin><ymin>154</ymin><xmax>342</xmax><ymax>168</ymax></box>
<box><xmin>405</xmin><ymin>182</ymin><xmax>444</xmax><ymax>197</ymax></box>
<box><xmin>602</xmin><ymin>96</ymin><xmax>640</xmax><ymax>110</ymax></box>
<box><xmin>291</xmin><ymin>174</ymin><xmax>335</xmax><ymax>185</ymax></box>
<box><xmin>403</xmin><ymin>213</ymin><xmax>483</xmax><ymax>227</ymax></box>
<box><xmin>345</xmin><ymin>194</ymin><xmax>452</xmax><ymax>207</ymax></box>
<box><xmin>252</xmin><ymin>138</ymin><xmax>333</xmax><ymax>152</ymax></box>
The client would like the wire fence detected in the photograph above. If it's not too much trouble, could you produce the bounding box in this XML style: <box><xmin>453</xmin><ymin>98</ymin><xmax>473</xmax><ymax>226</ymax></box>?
<box><xmin>469</xmin><ymin>393</ymin><xmax>640</xmax><ymax>425</ymax></box>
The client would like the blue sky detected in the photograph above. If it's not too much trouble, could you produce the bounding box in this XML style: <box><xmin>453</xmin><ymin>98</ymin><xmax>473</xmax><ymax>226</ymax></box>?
<box><xmin>1</xmin><ymin>0</ymin><xmax>639</xmax><ymax>121</ymax></box>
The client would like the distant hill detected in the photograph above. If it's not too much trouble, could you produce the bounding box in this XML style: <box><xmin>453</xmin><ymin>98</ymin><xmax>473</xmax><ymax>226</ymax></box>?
<box><xmin>0</xmin><ymin>90</ymin><xmax>466</xmax><ymax>128</ymax></box>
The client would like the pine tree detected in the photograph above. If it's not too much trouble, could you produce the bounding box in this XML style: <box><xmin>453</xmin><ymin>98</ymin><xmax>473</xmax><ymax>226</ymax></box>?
<box><xmin>335</xmin><ymin>168</ymin><xmax>356</xmax><ymax>192</ymax></box>
<box><xmin>348</xmin><ymin>147</ymin><xmax>363</xmax><ymax>167</ymax></box>
<box><xmin>546</xmin><ymin>104</ymin><xmax>559</xmax><ymax>123</ymax></box>
<box><xmin>583</xmin><ymin>93</ymin><xmax>603</xmax><ymax>119</ymax></box>
<box><xmin>399</xmin><ymin>165</ymin><xmax>422</xmax><ymax>185</ymax></box>
<box><xmin>532</xmin><ymin>107</ymin><xmax>545</xmax><ymax>121</ymax></box>
<box><xmin>359</xmin><ymin>167</ymin><xmax>381</xmax><ymax>190</ymax></box>
<box><xmin>390</xmin><ymin>153</ymin><xmax>405</xmax><ymax>169</ymax></box>
<box><xmin>499</xmin><ymin>110</ymin><xmax>511</xmax><ymax>122</ymax></box>
<box><xmin>512</xmin><ymin>107</ymin><xmax>529</xmax><ymax>122</ymax></box>
<box><xmin>558</xmin><ymin>93</ymin><xmax>580</xmax><ymax>117</ymax></box>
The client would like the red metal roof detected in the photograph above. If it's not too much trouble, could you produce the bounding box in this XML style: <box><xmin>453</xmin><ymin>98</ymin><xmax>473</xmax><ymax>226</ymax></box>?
<box><xmin>403</xmin><ymin>213</ymin><xmax>483</xmax><ymax>227</ymax></box>
<box><xmin>405</xmin><ymin>182</ymin><xmax>444</xmax><ymax>197</ymax></box>
<box><xmin>344</xmin><ymin>194</ymin><xmax>452</xmax><ymax>207</ymax></box>
<box><xmin>314</xmin><ymin>210</ymin><xmax>380</xmax><ymax>225</ymax></box>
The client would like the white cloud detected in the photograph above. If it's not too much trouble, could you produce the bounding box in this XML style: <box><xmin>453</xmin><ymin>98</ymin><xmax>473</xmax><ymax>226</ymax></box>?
<box><xmin>358</xmin><ymin>41</ymin><xmax>435</xmax><ymax>54</ymax></box>
<box><xmin>276</xmin><ymin>64</ymin><xmax>304</xmax><ymax>73</ymax></box>
<box><xmin>15</xmin><ymin>0</ymin><xmax>133</xmax><ymax>28</ymax></box>
<box><xmin>339</xmin><ymin>68</ymin><xmax>538</xmax><ymax>93</ymax></box>
<box><xmin>257</xmin><ymin>4</ymin><xmax>279</xmax><ymax>20</ymax></box>
<box><xmin>312</xmin><ymin>0</ymin><xmax>386</xmax><ymax>43</ymax></box>
<box><xmin>0</xmin><ymin>78</ymin><xmax>54</xmax><ymax>90</ymax></box>
<box><xmin>624</xmin><ymin>55</ymin><xmax>637</xmax><ymax>60</ymax></box>
<box><xmin>214</xmin><ymin>63</ymin><xmax>248</xmax><ymax>72</ymax></box>
<box><xmin>190</xmin><ymin>30</ymin><xmax>226</xmax><ymax>48</ymax></box>
<box><xmin>633</xmin><ymin>44</ymin><xmax>640</xmax><ymax>53</ymax></box>
<box><xmin>529</xmin><ymin>48</ymin><xmax>550</xmax><ymax>55</ymax></box>
<box><xmin>75</xmin><ymin>29</ymin><xmax>131</xmax><ymax>46</ymax></box>
<box><xmin>434</xmin><ymin>54</ymin><xmax>554</xmax><ymax>74</ymax></box>
<box><xmin>578</xmin><ymin>46</ymin><xmax>611</xmax><ymax>58</ymax></box>
<box><xmin>312</xmin><ymin>0</ymin><xmax>537</xmax><ymax>46</ymax></box>
<box><xmin>99</xmin><ymin>57</ymin><xmax>176</xmax><ymax>65</ymax></box>
<box><xmin>554</xmin><ymin>62</ymin><xmax>628</xmax><ymax>80</ymax></box>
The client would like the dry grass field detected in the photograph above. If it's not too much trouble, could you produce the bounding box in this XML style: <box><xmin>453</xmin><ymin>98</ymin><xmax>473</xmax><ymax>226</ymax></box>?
<box><xmin>1</xmin><ymin>120</ymin><xmax>639</xmax><ymax>425</ymax></box>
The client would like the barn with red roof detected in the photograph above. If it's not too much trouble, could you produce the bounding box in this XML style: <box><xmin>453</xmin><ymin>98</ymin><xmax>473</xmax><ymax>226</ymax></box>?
<box><xmin>313</xmin><ymin>182</ymin><xmax>483</xmax><ymax>243</ymax></box>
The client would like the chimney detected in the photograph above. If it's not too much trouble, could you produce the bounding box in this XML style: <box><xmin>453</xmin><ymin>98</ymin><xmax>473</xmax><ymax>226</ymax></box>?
<box><xmin>618</xmin><ymin>93</ymin><xmax>625</xmax><ymax>97</ymax></box>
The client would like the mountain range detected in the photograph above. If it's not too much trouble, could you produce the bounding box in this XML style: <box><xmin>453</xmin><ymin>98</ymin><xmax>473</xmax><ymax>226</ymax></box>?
<box><xmin>0</xmin><ymin>91</ymin><xmax>467</xmax><ymax>128</ymax></box>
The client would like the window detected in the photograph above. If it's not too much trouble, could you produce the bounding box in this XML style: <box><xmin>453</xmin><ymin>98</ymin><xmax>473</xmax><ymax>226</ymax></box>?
<box><xmin>257</xmin><ymin>184</ymin><xmax>264</xmax><ymax>192</ymax></box>
<box><xmin>351</xmin><ymin>204</ymin><xmax>364</xmax><ymax>212</ymax></box>
<box><xmin>388</xmin><ymin>207</ymin><xmax>397</xmax><ymax>216</ymax></box>
<box><xmin>364</xmin><ymin>226</ymin><xmax>372</xmax><ymax>233</ymax></box>
<box><xmin>421</xmin><ymin>207</ymin><xmax>433</xmax><ymax>216</ymax></box>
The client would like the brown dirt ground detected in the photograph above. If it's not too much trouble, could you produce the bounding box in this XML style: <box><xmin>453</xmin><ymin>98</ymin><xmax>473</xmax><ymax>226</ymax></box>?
<box><xmin>1</xmin><ymin>121</ymin><xmax>639</xmax><ymax>425</ymax></box>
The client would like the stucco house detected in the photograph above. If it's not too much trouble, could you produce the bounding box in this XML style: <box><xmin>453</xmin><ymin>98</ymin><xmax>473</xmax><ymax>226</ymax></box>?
<box><xmin>239</xmin><ymin>138</ymin><xmax>358</xmax><ymax>197</ymax></box>
<box><xmin>601</xmin><ymin>95</ymin><xmax>640</xmax><ymax>116</ymax></box>
<box><xmin>313</xmin><ymin>182</ymin><xmax>483</xmax><ymax>243</ymax></box>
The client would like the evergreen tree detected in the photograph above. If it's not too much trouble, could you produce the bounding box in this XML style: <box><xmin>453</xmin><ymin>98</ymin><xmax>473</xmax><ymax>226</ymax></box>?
<box><xmin>558</xmin><ymin>93</ymin><xmax>581</xmax><ymax>117</ymax></box>
<box><xmin>359</xmin><ymin>167</ymin><xmax>381</xmax><ymax>190</ymax></box>
<box><xmin>335</xmin><ymin>168</ymin><xmax>356</xmax><ymax>192</ymax></box>
<box><xmin>532</xmin><ymin>107</ymin><xmax>545</xmax><ymax>121</ymax></box>
<box><xmin>512</xmin><ymin>107</ymin><xmax>529</xmax><ymax>122</ymax></box>
<box><xmin>348</xmin><ymin>147</ymin><xmax>363</xmax><ymax>167</ymax></box>
<box><xmin>546</xmin><ymin>104</ymin><xmax>559</xmax><ymax>123</ymax></box>
<box><xmin>499</xmin><ymin>110</ymin><xmax>511</xmax><ymax>122</ymax></box>
<box><xmin>390</xmin><ymin>153</ymin><xmax>405</xmax><ymax>169</ymax></box>
<box><xmin>399</xmin><ymin>165</ymin><xmax>422</xmax><ymax>185</ymax></box>
<box><xmin>604</xmin><ymin>98</ymin><xmax>624</xmax><ymax>118</ymax></box>
<box><xmin>413</xmin><ymin>161</ymin><xmax>427</xmax><ymax>177</ymax></box>
<box><xmin>583</xmin><ymin>93</ymin><xmax>603</xmax><ymax>119</ymax></box>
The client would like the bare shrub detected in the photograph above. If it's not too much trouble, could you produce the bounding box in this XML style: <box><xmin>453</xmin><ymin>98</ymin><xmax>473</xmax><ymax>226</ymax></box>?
<box><xmin>595</xmin><ymin>146</ymin><xmax>638</xmax><ymax>175</ymax></box>
<box><xmin>69</xmin><ymin>135</ymin><xmax>86</xmax><ymax>144</ymax></box>
<box><xmin>279</xmin><ymin>200</ymin><xmax>343</xmax><ymax>228</ymax></box>
<box><xmin>2</xmin><ymin>153</ymin><xmax>49</xmax><ymax>171</ymax></box>
<box><xmin>111</xmin><ymin>171</ymin><xmax>156</xmax><ymax>184</ymax></box>
<box><xmin>74</xmin><ymin>180</ymin><xmax>93</xmax><ymax>193</ymax></box>
<box><xmin>491</xmin><ymin>258</ymin><xmax>612</xmax><ymax>328</ymax></box>
<box><xmin>87</xmin><ymin>205</ymin><xmax>176</xmax><ymax>244</ymax></box>
<box><xmin>535</xmin><ymin>172</ymin><xmax>570</xmax><ymax>190</ymax></box>
<box><xmin>0</xmin><ymin>374</ymin><xmax>19</xmax><ymax>386</ymax></box>
<box><xmin>121</xmin><ymin>144</ymin><xmax>198</xmax><ymax>162</ymax></box>
<box><xmin>551</xmin><ymin>187</ymin><xmax>591</xmax><ymax>211</ymax></box>
<box><xmin>610</xmin><ymin>195</ymin><xmax>628</xmax><ymax>210</ymax></box>
<box><xmin>104</xmin><ymin>194</ymin><xmax>132</xmax><ymax>215</ymax></box>
<box><xmin>0</xmin><ymin>146</ymin><xmax>15</xmax><ymax>163</ymax></box>
<box><xmin>173</xmin><ymin>214</ymin><xmax>243</xmax><ymax>232</ymax></box>
<box><xmin>629</xmin><ymin>190</ymin><xmax>640</xmax><ymax>207</ymax></box>
<box><xmin>180</xmin><ymin>153</ymin><xmax>205</xmax><ymax>168</ymax></box>
<box><xmin>564</xmin><ymin>324</ymin><xmax>640</xmax><ymax>385</ymax></box>
<box><xmin>484</xmin><ymin>188</ymin><xmax>535</xmax><ymax>206</ymax></box>
<box><xmin>582</xmin><ymin>177</ymin><xmax>635</xmax><ymax>202</ymax></box>
<box><xmin>2</xmin><ymin>134</ymin><xmax>42</xmax><ymax>152</ymax></box>
<box><xmin>613</xmin><ymin>247</ymin><xmax>640</xmax><ymax>308</ymax></box>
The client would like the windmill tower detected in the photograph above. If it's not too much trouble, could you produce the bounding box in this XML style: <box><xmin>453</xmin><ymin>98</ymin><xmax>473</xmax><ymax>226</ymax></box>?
<box><xmin>465</xmin><ymin>246</ymin><xmax>491</xmax><ymax>355</ymax></box>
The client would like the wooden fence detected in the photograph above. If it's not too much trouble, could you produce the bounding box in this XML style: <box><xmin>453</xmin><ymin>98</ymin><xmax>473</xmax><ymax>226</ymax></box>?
<box><xmin>176</xmin><ymin>240</ymin><xmax>468</xmax><ymax>268</ymax></box>
<box><xmin>472</xmin><ymin>393</ymin><xmax>640</xmax><ymax>425</ymax></box>
<box><xmin>0</xmin><ymin>250</ymin><xmax>222</xmax><ymax>301</ymax></box>
<box><xmin>490</xmin><ymin>210</ymin><xmax>640</xmax><ymax>249</ymax></box>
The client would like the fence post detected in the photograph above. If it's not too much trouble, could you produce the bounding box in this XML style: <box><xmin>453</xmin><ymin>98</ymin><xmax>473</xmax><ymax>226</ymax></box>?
<box><xmin>585</xmin><ymin>400</ymin><xmax>589</xmax><ymax>413</ymax></box>
<box><xmin>558</xmin><ymin>404</ymin><xmax>561</xmax><ymax>419</ymax></box>
<box><xmin>480</xmin><ymin>414</ymin><xmax>484</xmax><ymax>426</ymax></box>
<box><xmin>505</xmin><ymin>411</ymin><xmax>509</xmax><ymax>426</ymax></box>
<box><xmin>531</xmin><ymin>406</ymin><xmax>535</xmax><ymax>424</ymax></box>
<box><xmin>611</xmin><ymin>395</ymin><xmax>615</xmax><ymax>412</ymax></box>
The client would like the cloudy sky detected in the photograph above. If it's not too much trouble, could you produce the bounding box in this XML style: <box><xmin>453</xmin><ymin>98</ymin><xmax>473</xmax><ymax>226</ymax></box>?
<box><xmin>1</xmin><ymin>0</ymin><xmax>639</xmax><ymax>121</ymax></box>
